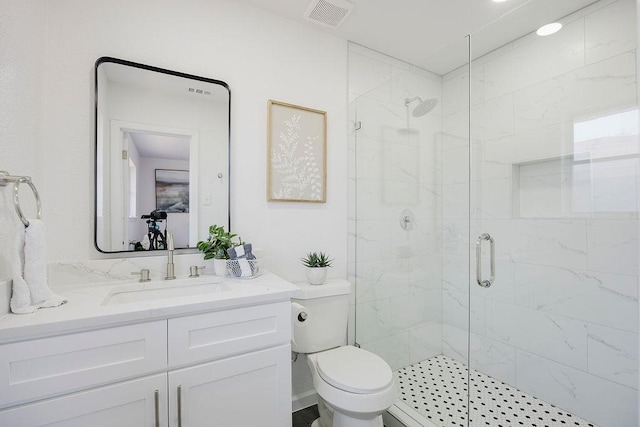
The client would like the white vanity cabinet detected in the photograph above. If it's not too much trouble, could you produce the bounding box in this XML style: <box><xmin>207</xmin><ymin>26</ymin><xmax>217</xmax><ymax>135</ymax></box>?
<box><xmin>0</xmin><ymin>300</ymin><xmax>292</xmax><ymax>427</ymax></box>
<box><xmin>168</xmin><ymin>345</ymin><xmax>291</xmax><ymax>426</ymax></box>
<box><xmin>166</xmin><ymin>301</ymin><xmax>292</xmax><ymax>427</ymax></box>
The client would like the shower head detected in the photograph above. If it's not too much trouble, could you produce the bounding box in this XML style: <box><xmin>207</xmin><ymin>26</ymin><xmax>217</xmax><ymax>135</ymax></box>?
<box><xmin>404</xmin><ymin>96</ymin><xmax>438</xmax><ymax>117</ymax></box>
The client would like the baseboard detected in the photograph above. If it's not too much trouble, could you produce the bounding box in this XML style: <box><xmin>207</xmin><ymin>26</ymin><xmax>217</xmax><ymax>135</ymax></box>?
<box><xmin>292</xmin><ymin>389</ymin><xmax>318</xmax><ymax>412</ymax></box>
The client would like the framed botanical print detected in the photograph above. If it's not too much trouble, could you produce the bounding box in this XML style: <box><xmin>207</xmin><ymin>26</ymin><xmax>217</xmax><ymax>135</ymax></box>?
<box><xmin>267</xmin><ymin>100</ymin><xmax>326</xmax><ymax>202</ymax></box>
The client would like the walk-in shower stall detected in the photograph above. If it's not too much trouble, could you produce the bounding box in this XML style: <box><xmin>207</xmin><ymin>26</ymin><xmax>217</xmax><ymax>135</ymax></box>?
<box><xmin>348</xmin><ymin>0</ymin><xmax>638</xmax><ymax>426</ymax></box>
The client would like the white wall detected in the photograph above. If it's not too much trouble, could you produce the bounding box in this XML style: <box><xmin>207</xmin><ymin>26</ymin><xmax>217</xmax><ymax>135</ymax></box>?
<box><xmin>0</xmin><ymin>0</ymin><xmax>348</xmax><ymax>408</ymax></box>
<box><xmin>0</xmin><ymin>0</ymin><xmax>348</xmax><ymax>281</ymax></box>
<box><xmin>0</xmin><ymin>0</ymin><xmax>47</xmax><ymax>311</ymax></box>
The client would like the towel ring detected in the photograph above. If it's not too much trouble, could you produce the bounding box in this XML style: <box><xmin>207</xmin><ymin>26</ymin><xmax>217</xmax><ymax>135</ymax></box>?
<box><xmin>0</xmin><ymin>171</ymin><xmax>42</xmax><ymax>227</ymax></box>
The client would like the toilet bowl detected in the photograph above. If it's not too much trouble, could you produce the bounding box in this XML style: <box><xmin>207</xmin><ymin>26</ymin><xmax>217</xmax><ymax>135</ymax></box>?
<box><xmin>307</xmin><ymin>346</ymin><xmax>396</xmax><ymax>427</ymax></box>
<box><xmin>291</xmin><ymin>280</ymin><xmax>397</xmax><ymax>427</ymax></box>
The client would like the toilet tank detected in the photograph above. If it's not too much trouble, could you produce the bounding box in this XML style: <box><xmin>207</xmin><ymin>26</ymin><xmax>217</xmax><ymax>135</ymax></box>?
<box><xmin>291</xmin><ymin>279</ymin><xmax>351</xmax><ymax>354</ymax></box>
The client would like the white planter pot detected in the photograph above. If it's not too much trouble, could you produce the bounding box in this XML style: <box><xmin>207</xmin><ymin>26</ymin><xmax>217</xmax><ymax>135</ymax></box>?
<box><xmin>213</xmin><ymin>259</ymin><xmax>228</xmax><ymax>276</ymax></box>
<box><xmin>306</xmin><ymin>267</ymin><xmax>327</xmax><ymax>285</ymax></box>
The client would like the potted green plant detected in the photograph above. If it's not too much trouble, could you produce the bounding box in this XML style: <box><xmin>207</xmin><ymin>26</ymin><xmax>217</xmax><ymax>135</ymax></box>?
<box><xmin>197</xmin><ymin>225</ymin><xmax>240</xmax><ymax>276</ymax></box>
<box><xmin>301</xmin><ymin>251</ymin><xmax>333</xmax><ymax>285</ymax></box>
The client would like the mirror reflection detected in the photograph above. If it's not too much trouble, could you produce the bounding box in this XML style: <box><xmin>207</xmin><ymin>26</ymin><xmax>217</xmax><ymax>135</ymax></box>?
<box><xmin>95</xmin><ymin>57</ymin><xmax>230</xmax><ymax>253</ymax></box>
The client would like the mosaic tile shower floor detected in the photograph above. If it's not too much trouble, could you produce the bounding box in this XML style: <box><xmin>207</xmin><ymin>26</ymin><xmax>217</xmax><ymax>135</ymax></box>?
<box><xmin>395</xmin><ymin>355</ymin><xmax>596</xmax><ymax>427</ymax></box>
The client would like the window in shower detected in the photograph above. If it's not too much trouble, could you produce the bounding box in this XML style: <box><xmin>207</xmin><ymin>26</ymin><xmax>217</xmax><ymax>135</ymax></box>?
<box><xmin>572</xmin><ymin>108</ymin><xmax>639</xmax><ymax>214</ymax></box>
<box><xmin>514</xmin><ymin>108</ymin><xmax>639</xmax><ymax>218</ymax></box>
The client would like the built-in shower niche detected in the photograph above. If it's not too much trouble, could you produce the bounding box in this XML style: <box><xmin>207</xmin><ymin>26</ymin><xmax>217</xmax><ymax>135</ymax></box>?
<box><xmin>512</xmin><ymin>153</ymin><xmax>639</xmax><ymax>219</ymax></box>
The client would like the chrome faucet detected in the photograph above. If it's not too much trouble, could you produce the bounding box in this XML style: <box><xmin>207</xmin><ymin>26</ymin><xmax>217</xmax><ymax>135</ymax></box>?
<box><xmin>165</xmin><ymin>232</ymin><xmax>176</xmax><ymax>280</ymax></box>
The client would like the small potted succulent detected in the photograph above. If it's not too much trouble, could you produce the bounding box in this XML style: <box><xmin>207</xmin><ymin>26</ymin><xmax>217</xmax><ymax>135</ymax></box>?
<box><xmin>301</xmin><ymin>251</ymin><xmax>333</xmax><ymax>285</ymax></box>
<box><xmin>197</xmin><ymin>225</ymin><xmax>241</xmax><ymax>276</ymax></box>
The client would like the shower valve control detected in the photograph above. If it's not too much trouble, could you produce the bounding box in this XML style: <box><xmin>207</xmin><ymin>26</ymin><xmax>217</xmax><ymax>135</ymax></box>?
<box><xmin>399</xmin><ymin>209</ymin><xmax>415</xmax><ymax>231</ymax></box>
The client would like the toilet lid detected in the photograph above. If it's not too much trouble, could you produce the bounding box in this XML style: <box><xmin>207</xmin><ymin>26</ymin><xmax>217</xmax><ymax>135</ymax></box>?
<box><xmin>316</xmin><ymin>346</ymin><xmax>393</xmax><ymax>394</ymax></box>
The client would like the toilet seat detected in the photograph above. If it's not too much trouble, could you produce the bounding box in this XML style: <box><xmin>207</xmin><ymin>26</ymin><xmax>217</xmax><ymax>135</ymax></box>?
<box><xmin>315</xmin><ymin>346</ymin><xmax>393</xmax><ymax>394</ymax></box>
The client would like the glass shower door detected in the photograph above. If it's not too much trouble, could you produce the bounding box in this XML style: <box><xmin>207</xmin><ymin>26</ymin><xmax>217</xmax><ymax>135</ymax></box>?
<box><xmin>349</xmin><ymin>38</ymin><xmax>472</xmax><ymax>427</ymax></box>
<box><xmin>468</xmin><ymin>1</ymin><xmax>639</xmax><ymax>426</ymax></box>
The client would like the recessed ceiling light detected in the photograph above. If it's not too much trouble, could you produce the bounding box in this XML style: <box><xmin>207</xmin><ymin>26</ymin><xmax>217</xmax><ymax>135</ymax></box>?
<box><xmin>492</xmin><ymin>0</ymin><xmax>510</xmax><ymax>3</ymax></box>
<box><xmin>536</xmin><ymin>22</ymin><xmax>563</xmax><ymax>36</ymax></box>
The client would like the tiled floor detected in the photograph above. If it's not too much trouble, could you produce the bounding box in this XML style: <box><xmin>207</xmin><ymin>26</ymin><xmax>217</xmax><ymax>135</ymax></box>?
<box><xmin>292</xmin><ymin>405</ymin><xmax>392</xmax><ymax>427</ymax></box>
<box><xmin>395</xmin><ymin>355</ymin><xmax>597</xmax><ymax>427</ymax></box>
<box><xmin>292</xmin><ymin>405</ymin><xmax>320</xmax><ymax>427</ymax></box>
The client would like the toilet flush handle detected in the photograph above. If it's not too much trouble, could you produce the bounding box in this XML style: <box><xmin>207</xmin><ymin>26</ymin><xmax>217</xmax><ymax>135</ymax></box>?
<box><xmin>291</xmin><ymin>302</ymin><xmax>310</xmax><ymax>350</ymax></box>
<box><xmin>292</xmin><ymin>302</ymin><xmax>310</xmax><ymax>324</ymax></box>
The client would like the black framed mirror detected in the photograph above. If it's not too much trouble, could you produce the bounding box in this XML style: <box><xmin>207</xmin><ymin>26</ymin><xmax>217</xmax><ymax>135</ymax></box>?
<box><xmin>94</xmin><ymin>57</ymin><xmax>230</xmax><ymax>253</ymax></box>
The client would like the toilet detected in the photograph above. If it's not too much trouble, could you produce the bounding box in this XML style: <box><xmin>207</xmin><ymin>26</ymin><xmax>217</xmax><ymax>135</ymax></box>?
<box><xmin>292</xmin><ymin>280</ymin><xmax>396</xmax><ymax>427</ymax></box>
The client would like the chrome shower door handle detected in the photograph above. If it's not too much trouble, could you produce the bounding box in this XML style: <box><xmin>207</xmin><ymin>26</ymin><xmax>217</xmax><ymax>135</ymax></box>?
<box><xmin>476</xmin><ymin>233</ymin><xmax>495</xmax><ymax>288</ymax></box>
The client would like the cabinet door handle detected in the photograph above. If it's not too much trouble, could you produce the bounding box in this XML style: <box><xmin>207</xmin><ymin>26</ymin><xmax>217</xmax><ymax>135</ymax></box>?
<box><xmin>177</xmin><ymin>385</ymin><xmax>183</xmax><ymax>427</ymax></box>
<box><xmin>154</xmin><ymin>389</ymin><xmax>160</xmax><ymax>427</ymax></box>
<box><xmin>475</xmin><ymin>233</ymin><xmax>495</xmax><ymax>288</ymax></box>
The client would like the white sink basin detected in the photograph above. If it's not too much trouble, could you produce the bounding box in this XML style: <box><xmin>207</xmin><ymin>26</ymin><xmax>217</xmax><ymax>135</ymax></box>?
<box><xmin>102</xmin><ymin>277</ymin><xmax>230</xmax><ymax>305</ymax></box>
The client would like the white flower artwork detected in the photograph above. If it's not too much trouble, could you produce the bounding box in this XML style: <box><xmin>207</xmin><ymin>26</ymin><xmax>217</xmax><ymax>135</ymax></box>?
<box><xmin>268</xmin><ymin>100</ymin><xmax>326</xmax><ymax>202</ymax></box>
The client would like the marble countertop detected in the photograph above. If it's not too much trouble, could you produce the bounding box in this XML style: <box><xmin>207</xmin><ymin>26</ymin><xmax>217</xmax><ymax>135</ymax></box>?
<box><xmin>0</xmin><ymin>271</ymin><xmax>298</xmax><ymax>343</ymax></box>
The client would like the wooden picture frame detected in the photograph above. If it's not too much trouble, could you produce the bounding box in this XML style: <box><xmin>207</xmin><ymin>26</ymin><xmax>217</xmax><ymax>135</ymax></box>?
<box><xmin>267</xmin><ymin>100</ymin><xmax>327</xmax><ymax>202</ymax></box>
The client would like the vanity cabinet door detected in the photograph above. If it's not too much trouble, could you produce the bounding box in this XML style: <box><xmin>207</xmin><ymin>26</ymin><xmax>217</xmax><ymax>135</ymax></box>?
<box><xmin>168</xmin><ymin>344</ymin><xmax>291</xmax><ymax>427</ymax></box>
<box><xmin>0</xmin><ymin>373</ymin><xmax>167</xmax><ymax>427</ymax></box>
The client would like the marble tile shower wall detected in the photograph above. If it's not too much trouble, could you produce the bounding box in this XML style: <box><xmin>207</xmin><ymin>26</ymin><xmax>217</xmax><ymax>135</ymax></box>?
<box><xmin>440</xmin><ymin>1</ymin><xmax>638</xmax><ymax>426</ymax></box>
<box><xmin>348</xmin><ymin>44</ymin><xmax>444</xmax><ymax>370</ymax></box>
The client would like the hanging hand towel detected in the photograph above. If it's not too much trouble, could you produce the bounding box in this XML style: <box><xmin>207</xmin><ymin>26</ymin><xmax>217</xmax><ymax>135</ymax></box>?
<box><xmin>9</xmin><ymin>223</ymin><xmax>32</xmax><ymax>314</ymax></box>
<box><xmin>23</xmin><ymin>220</ymin><xmax>66</xmax><ymax>308</ymax></box>
<box><xmin>10</xmin><ymin>220</ymin><xmax>67</xmax><ymax>314</ymax></box>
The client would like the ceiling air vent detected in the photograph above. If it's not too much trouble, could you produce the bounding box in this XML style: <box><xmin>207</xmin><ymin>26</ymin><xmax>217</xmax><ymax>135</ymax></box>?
<box><xmin>303</xmin><ymin>0</ymin><xmax>354</xmax><ymax>29</ymax></box>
